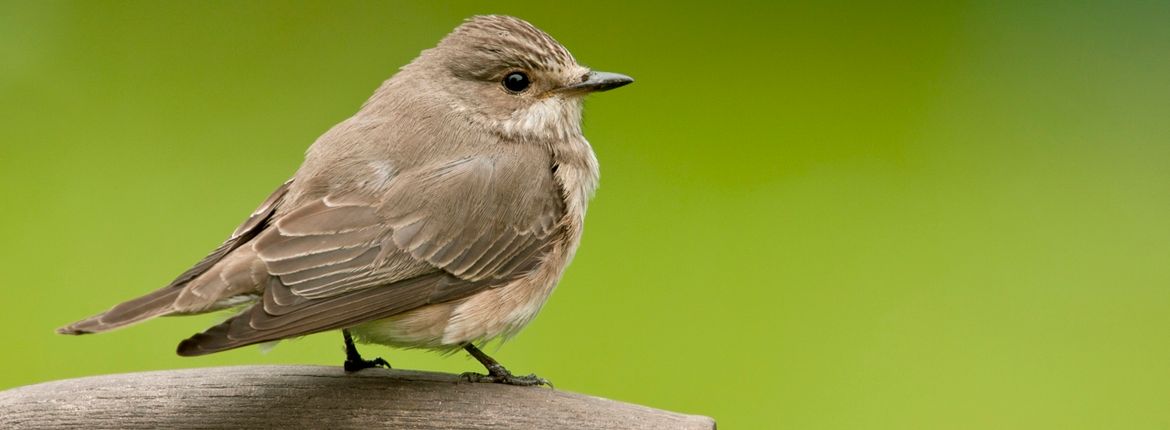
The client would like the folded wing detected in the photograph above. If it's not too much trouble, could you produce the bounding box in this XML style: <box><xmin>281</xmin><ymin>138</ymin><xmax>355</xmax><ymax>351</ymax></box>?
<box><xmin>177</xmin><ymin>150</ymin><xmax>564</xmax><ymax>355</ymax></box>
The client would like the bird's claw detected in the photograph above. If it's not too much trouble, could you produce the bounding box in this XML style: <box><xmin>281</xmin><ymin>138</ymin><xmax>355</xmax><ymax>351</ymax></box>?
<box><xmin>344</xmin><ymin>356</ymin><xmax>391</xmax><ymax>372</ymax></box>
<box><xmin>461</xmin><ymin>370</ymin><xmax>553</xmax><ymax>388</ymax></box>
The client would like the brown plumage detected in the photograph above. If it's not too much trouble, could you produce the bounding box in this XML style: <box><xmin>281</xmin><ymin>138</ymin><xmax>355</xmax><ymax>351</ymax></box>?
<box><xmin>57</xmin><ymin>15</ymin><xmax>632</xmax><ymax>383</ymax></box>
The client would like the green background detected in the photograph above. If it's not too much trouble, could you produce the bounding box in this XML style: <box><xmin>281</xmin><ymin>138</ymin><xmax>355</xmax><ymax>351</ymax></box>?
<box><xmin>3</xmin><ymin>1</ymin><xmax>1169</xmax><ymax>428</ymax></box>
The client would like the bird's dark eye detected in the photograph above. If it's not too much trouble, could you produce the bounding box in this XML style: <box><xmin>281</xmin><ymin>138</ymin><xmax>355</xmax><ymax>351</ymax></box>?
<box><xmin>502</xmin><ymin>72</ymin><xmax>530</xmax><ymax>93</ymax></box>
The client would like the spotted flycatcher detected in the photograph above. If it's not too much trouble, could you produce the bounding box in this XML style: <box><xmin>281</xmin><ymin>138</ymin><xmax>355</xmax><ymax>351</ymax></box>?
<box><xmin>58</xmin><ymin>15</ymin><xmax>633</xmax><ymax>386</ymax></box>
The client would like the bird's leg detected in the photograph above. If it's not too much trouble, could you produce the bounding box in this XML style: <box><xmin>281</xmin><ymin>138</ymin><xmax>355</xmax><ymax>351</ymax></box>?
<box><xmin>460</xmin><ymin>343</ymin><xmax>552</xmax><ymax>387</ymax></box>
<box><xmin>342</xmin><ymin>329</ymin><xmax>391</xmax><ymax>372</ymax></box>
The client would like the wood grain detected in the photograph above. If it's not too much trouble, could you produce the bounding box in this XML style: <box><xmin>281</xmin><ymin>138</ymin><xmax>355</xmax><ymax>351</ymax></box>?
<box><xmin>0</xmin><ymin>365</ymin><xmax>715</xmax><ymax>429</ymax></box>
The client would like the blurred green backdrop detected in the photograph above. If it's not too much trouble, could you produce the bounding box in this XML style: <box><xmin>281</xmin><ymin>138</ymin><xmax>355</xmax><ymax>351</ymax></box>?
<box><xmin>3</xmin><ymin>1</ymin><xmax>1170</xmax><ymax>428</ymax></box>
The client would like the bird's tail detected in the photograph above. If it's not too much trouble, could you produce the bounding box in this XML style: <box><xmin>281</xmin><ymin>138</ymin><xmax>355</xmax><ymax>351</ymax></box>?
<box><xmin>57</xmin><ymin>287</ymin><xmax>182</xmax><ymax>335</ymax></box>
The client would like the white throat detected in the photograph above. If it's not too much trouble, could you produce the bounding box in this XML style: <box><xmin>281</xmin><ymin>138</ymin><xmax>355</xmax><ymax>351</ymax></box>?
<box><xmin>498</xmin><ymin>96</ymin><xmax>584</xmax><ymax>141</ymax></box>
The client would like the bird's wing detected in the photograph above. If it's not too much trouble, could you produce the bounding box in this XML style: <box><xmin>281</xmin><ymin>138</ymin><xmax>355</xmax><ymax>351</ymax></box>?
<box><xmin>177</xmin><ymin>150</ymin><xmax>565</xmax><ymax>355</ymax></box>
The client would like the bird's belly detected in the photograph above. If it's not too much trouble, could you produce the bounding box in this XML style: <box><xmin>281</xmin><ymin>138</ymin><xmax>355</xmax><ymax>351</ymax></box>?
<box><xmin>349</xmin><ymin>274</ymin><xmax>560</xmax><ymax>350</ymax></box>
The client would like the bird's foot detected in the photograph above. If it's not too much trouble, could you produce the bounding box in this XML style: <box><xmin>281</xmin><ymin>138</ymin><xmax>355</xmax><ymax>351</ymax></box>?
<box><xmin>461</xmin><ymin>363</ymin><xmax>552</xmax><ymax>388</ymax></box>
<box><xmin>344</xmin><ymin>356</ymin><xmax>391</xmax><ymax>373</ymax></box>
<box><xmin>341</xmin><ymin>328</ymin><xmax>391</xmax><ymax>372</ymax></box>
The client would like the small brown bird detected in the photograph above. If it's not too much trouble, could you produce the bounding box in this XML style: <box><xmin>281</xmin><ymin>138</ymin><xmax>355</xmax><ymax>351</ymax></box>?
<box><xmin>58</xmin><ymin>15</ymin><xmax>632</xmax><ymax>386</ymax></box>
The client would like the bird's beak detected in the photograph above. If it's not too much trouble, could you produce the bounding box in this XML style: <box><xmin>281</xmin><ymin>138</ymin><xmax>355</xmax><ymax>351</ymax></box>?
<box><xmin>562</xmin><ymin>71</ymin><xmax>634</xmax><ymax>94</ymax></box>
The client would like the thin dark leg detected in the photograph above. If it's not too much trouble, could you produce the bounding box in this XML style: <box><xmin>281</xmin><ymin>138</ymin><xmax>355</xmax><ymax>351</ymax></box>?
<box><xmin>342</xmin><ymin>329</ymin><xmax>391</xmax><ymax>372</ymax></box>
<box><xmin>461</xmin><ymin>343</ymin><xmax>552</xmax><ymax>387</ymax></box>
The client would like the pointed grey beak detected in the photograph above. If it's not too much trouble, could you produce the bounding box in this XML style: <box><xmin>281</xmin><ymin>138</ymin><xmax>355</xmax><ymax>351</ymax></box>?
<box><xmin>564</xmin><ymin>71</ymin><xmax>634</xmax><ymax>93</ymax></box>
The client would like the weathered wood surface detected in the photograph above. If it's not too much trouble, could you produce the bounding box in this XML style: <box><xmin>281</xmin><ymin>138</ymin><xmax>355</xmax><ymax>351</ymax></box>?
<box><xmin>0</xmin><ymin>365</ymin><xmax>714</xmax><ymax>429</ymax></box>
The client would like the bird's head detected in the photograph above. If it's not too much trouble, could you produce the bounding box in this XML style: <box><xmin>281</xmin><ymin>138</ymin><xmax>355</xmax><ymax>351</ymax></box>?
<box><xmin>399</xmin><ymin>15</ymin><xmax>633</xmax><ymax>141</ymax></box>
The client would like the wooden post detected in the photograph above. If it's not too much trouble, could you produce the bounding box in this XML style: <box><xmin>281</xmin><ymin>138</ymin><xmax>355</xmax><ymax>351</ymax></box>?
<box><xmin>0</xmin><ymin>365</ymin><xmax>715</xmax><ymax>429</ymax></box>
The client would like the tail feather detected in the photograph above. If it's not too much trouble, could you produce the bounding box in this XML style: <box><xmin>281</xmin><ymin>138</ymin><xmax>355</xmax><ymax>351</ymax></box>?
<box><xmin>57</xmin><ymin>180</ymin><xmax>291</xmax><ymax>338</ymax></box>
<box><xmin>57</xmin><ymin>287</ymin><xmax>182</xmax><ymax>335</ymax></box>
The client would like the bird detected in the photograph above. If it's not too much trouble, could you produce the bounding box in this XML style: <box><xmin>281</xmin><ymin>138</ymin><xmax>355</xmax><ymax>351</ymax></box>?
<box><xmin>57</xmin><ymin>15</ymin><xmax>633</xmax><ymax>387</ymax></box>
